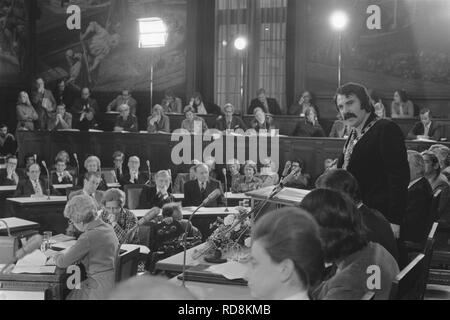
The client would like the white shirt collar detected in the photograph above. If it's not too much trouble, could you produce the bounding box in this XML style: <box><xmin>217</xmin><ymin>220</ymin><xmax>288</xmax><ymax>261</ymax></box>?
<box><xmin>409</xmin><ymin>177</ymin><xmax>422</xmax><ymax>189</ymax></box>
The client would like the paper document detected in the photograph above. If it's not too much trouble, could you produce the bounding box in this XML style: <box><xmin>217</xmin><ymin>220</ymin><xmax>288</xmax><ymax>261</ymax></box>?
<box><xmin>207</xmin><ymin>261</ymin><xmax>248</xmax><ymax>280</ymax></box>
<box><xmin>12</xmin><ymin>250</ymin><xmax>56</xmax><ymax>274</ymax></box>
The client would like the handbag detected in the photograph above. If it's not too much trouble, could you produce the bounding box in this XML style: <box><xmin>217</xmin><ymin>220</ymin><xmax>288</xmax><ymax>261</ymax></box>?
<box><xmin>0</xmin><ymin>220</ymin><xmax>20</xmax><ymax>265</ymax></box>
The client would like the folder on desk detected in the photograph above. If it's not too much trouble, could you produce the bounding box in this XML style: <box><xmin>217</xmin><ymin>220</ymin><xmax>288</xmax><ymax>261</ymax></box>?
<box><xmin>12</xmin><ymin>250</ymin><xmax>56</xmax><ymax>274</ymax></box>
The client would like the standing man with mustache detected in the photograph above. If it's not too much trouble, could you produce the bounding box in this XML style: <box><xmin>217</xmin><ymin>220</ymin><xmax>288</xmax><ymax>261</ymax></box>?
<box><xmin>336</xmin><ymin>83</ymin><xmax>409</xmax><ymax>240</ymax></box>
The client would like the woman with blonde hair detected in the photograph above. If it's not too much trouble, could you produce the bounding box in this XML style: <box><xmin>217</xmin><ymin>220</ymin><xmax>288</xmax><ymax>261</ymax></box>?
<box><xmin>16</xmin><ymin>91</ymin><xmax>39</xmax><ymax>131</ymax></box>
<box><xmin>50</xmin><ymin>195</ymin><xmax>119</xmax><ymax>300</ymax></box>
<box><xmin>79</xmin><ymin>155</ymin><xmax>108</xmax><ymax>190</ymax></box>
<box><xmin>231</xmin><ymin>162</ymin><xmax>262</xmax><ymax>193</ymax></box>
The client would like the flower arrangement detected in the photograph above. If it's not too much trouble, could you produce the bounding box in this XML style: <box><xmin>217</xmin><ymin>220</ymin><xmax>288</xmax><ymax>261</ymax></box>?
<box><xmin>192</xmin><ymin>207</ymin><xmax>252</xmax><ymax>262</ymax></box>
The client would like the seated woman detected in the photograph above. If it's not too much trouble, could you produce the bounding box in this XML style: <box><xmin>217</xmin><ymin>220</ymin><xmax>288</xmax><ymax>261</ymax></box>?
<box><xmin>181</xmin><ymin>106</ymin><xmax>208</xmax><ymax>134</ymax></box>
<box><xmin>246</xmin><ymin>207</ymin><xmax>324</xmax><ymax>300</ymax></box>
<box><xmin>147</xmin><ymin>104</ymin><xmax>170</xmax><ymax>133</ymax></box>
<box><xmin>231</xmin><ymin>163</ymin><xmax>262</xmax><ymax>193</ymax></box>
<box><xmin>329</xmin><ymin>113</ymin><xmax>350</xmax><ymax>139</ymax></box>
<box><xmin>250</xmin><ymin>108</ymin><xmax>276</xmax><ymax>133</ymax></box>
<box><xmin>78</xmin><ymin>155</ymin><xmax>108</xmax><ymax>191</ymax></box>
<box><xmin>391</xmin><ymin>90</ymin><xmax>414</xmax><ymax>119</ymax></box>
<box><xmin>422</xmin><ymin>151</ymin><xmax>450</xmax><ymax>221</ymax></box>
<box><xmin>52</xmin><ymin>157</ymin><xmax>74</xmax><ymax>185</ymax></box>
<box><xmin>49</xmin><ymin>195</ymin><xmax>119</xmax><ymax>300</ymax></box>
<box><xmin>369</xmin><ymin>90</ymin><xmax>386</xmax><ymax>119</ymax></box>
<box><xmin>114</xmin><ymin>104</ymin><xmax>138</xmax><ymax>133</ymax></box>
<box><xmin>16</xmin><ymin>91</ymin><xmax>39</xmax><ymax>132</ymax></box>
<box><xmin>100</xmin><ymin>188</ymin><xmax>139</xmax><ymax>244</ymax></box>
<box><xmin>300</xmin><ymin>189</ymin><xmax>399</xmax><ymax>300</ymax></box>
<box><xmin>288</xmin><ymin>91</ymin><xmax>319</xmax><ymax>117</ymax></box>
<box><xmin>48</xmin><ymin>104</ymin><xmax>73</xmax><ymax>131</ymax></box>
<box><xmin>292</xmin><ymin>107</ymin><xmax>325</xmax><ymax>137</ymax></box>
<box><xmin>258</xmin><ymin>158</ymin><xmax>280</xmax><ymax>187</ymax></box>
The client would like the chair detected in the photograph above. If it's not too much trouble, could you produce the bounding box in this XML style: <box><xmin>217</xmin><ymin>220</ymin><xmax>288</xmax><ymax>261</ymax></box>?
<box><xmin>115</xmin><ymin>247</ymin><xmax>140</xmax><ymax>283</ymax></box>
<box><xmin>124</xmin><ymin>184</ymin><xmax>145</xmax><ymax>210</ymax></box>
<box><xmin>389</xmin><ymin>254</ymin><xmax>426</xmax><ymax>300</ymax></box>
<box><xmin>418</xmin><ymin>223</ymin><xmax>439</xmax><ymax>299</ymax></box>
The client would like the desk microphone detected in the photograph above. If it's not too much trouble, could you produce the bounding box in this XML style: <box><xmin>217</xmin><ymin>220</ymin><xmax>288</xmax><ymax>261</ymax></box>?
<box><xmin>126</xmin><ymin>207</ymin><xmax>161</xmax><ymax>242</ymax></box>
<box><xmin>73</xmin><ymin>153</ymin><xmax>80</xmax><ymax>186</ymax></box>
<box><xmin>42</xmin><ymin>161</ymin><xmax>51</xmax><ymax>200</ymax></box>
<box><xmin>146</xmin><ymin>161</ymin><xmax>152</xmax><ymax>185</ymax></box>
<box><xmin>181</xmin><ymin>189</ymin><xmax>221</xmax><ymax>287</ymax></box>
<box><xmin>222</xmin><ymin>168</ymin><xmax>229</xmax><ymax>212</ymax></box>
<box><xmin>0</xmin><ymin>235</ymin><xmax>43</xmax><ymax>274</ymax></box>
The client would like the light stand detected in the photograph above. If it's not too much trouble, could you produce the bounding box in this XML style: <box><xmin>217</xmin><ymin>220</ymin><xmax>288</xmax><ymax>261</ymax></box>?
<box><xmin>330</xmin><ymin>11</ymin><xmax>348</xmax><ymax>88</ymax></box>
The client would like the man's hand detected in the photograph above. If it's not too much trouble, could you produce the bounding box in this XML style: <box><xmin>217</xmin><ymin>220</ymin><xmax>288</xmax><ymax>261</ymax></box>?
<box><xmin>108</xmin><ymin>214</ymin><xmax>117</xmax><ymax>227</ymax></box>
<box><xmin>391</xmin><ymin>224</ymin><xmax>401</xmax><ymax>239</ymax></box>
<box><xmin>80</xmin><ymin>112</ymin><xmax>86</xmax><ymax>121</ymax></box>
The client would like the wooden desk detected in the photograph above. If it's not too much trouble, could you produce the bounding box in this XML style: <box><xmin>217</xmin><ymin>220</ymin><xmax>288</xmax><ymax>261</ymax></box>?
<box><xmin>6</xmin><ymin>197</ymin><xmax>68</xmax><ymax>235</ymax></box>
<box><xmin>0</xmin><ymin>217</ymin><xmax>40</xmax><ymax>237</ymax></box>
<box><xmin>0</xmin><ymin>268</ymin><xmax>67</xmax><ymax>300</ymax></box>
<box><xmin>0</xmin><ymin>186</ymin><xmax>17</xmax><ymax>219</ymax></box>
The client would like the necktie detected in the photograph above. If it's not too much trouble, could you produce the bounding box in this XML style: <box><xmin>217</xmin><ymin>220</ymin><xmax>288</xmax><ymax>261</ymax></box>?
<box><xmin>33</xmin><ymin>180</ymin><xmax>43</xmax><ymax>196</ymax></box>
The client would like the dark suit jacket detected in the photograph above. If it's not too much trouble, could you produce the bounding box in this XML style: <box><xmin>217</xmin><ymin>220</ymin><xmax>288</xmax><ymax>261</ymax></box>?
<box><xmin>182</xmin><ymin>179</ymin><xmax>224</xmax><ymax>207</ymax></box>
<box><xmin>402</xmin><ymin>178</ymin><xmax>433</xmax><ymax>243</ymax></box>
<box><xmin>407</xmin><ymin>121</ymin><xmax>443</xmax><ymax>141</ymax></box>
<box><xmin>248</xmin><ymin>98</ymin><xmax>282</xmax><ymax>115</ymax></box>
<box><xmin>13</xmin><ymin>178</ymin><xmax>59</xmax><ymax>197</ymax></box>
<box><xmin>292</xmin><ymin>121</ymin><xmax>326</xmax><ymax>137</ymax></box>
<box><xmin>359</xmin><ymin>204</ymin><xmax>399</xmax><ymax>262</ymax></box>
<box><xmin>138</xmin><ymin>186</ymin><xmax>174</xmax><ymax>209</ymax></box>
<box><xmin>314</xmin><ymin>242</ymin><xmax>399</xmax><ymax>300</ymax></box>
<box><xmin>51</xmin><ymin>172</ymin><xmax>73</xmax><ymax>185</ymax></box>
<box><xmin>338</xmin><ymin>113</ymin><xmax>410</xmax><ymax>225</ymax></box>
<box><xmin>71</xmin><ymin>98</ymin><xmax>99</xmax><ymax>115</ymax></box>
<box><xmin>214</xmin><ymin>116</ymin><xmax>247</xmax><ymax>131</ymax></box>
<box><xmin>77</xmin><ymin>174</ymin><xmax>108</xmax><ymax>191</ymax></box>
<box><xmin>120</xmin><ymin>171</ymin><xmax>150</xmax><ymax>187</ymax></box>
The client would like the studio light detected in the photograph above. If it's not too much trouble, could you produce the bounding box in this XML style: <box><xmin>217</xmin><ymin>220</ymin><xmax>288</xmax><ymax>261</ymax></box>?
<box><xmin>234</xmin><ymin>37</ymin><xmax>248</xmax><ymax>51</ymax></box>
<box><xmin>138</xmin><ymin>17</ymin><xmax>168</xmax><ymax>49</ymax></box>
<box><xmin>330</xmin><ymin>10</ymin><xmax>349</xmax><ymax>32</ymax></box>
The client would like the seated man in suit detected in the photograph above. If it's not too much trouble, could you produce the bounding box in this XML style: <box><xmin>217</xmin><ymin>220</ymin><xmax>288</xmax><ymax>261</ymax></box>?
<box><xmin>14</xmin><ymin>163</ymin><xmax>58</xmax><ymax>197</ymax></box>
<box><xmin>138</xmin><ymin>170</ymin><xmax>173</xmax><ymax>209</ymax></box>
<box><xmin>407</xmin><ymin>108</ymin><xmax>443</xmax><ymax>141</ymax></box>
<box><xmin>52</xmin><ymin>158</ymin><xmax>74</xmax><ymax>185</ymax></box>
<box><xmin>114</xmin><ymin>104</ymin><xmax>138</xmax><ymax>133</ymax></box>
<box><xmin>69</xmin><ymin>172</ymin><xmax>104</xmax><ymax>211</ymax></box>
<box><xmin>0</xmin><ymin>155</ymin><xmax>20</xmax><ymax>186</ymax></box>
<box><xmin>403</xmin><ymin>151</ymin><xmax>433</xmax><ymax>243</ymax></box>
<box><xmin>315</xmin><ymin>169</ymin><xmax>399</xmax><ymax>262</ymax></box>
<box><xmin>214</xmin><ymin>103</ymin><xmax>247</xmax><ymax>132</ymax></box>
<box><xmin>111</xmin><ymin>151</ymin><xmax>126</xmax><ymax>183</ymax></box>
<box><xmin>248</xmin><ymin>88</ymin><xmax>282</xmax><ymax>115</ymax></box>
<box><xmin>48</xmin><ymin>104</ymin><xmax>73</xmax><ymax>131</ymax></box>
<box><xmin>182</xmin><ymin>163</ymin><xmax>224</xmax><ymax>207</ymax></box>
<box><xmin>120</xmin><ymin>156</ymin><xmax>149</xmax><ymax>186</ymax></box>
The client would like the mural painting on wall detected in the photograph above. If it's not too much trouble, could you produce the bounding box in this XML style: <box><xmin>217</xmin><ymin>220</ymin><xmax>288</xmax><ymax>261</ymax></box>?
<box><xmin>0</xmin><ymin>0</ymin><xmax>29</xmax><ymax>84</ymax></box>
<box><xmin>37</xmin><ymin>0</ymin><xmax>186</xmax><ymax>92</ymax></box>
<box><xmin>306</xmin><ymin>0</ymin><xmax>450</xmax><ymax>97</ymax></box>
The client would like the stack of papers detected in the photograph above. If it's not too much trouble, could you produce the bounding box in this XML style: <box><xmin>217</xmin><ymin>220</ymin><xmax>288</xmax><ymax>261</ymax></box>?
<box><xmin>207</xmin><ymin>261</ymin><xmax>248</xmax><ymax>280</ymax></box>
<box><xmin>12</xmin><ymin>250</ymin><xmax>56</xmax><ymax>274</ymax></box>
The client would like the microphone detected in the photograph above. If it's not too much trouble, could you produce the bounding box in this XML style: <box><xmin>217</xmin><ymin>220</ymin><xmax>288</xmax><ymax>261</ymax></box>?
<box><xmin>0</xmin><ymin>235</ymin><xmax>44</xmax><ymax>274</ymax></box>
<box><xmin>73</xmin><ymin>153</ymin><xmax>80</xmax><ymax>186</ymax></box>
<box><xmin>126</xmin><ymin>207</ymin><xmax>162</xmax><ymax>241</ymax></box>
<box><xmin>200</xmin><ymin>189</ymin><xmax>221</xmax><ymax>207</ymax></box>
<box><xmin>41</xmin><ymin>161</ymin><xmax>51</xmax><ymax>200</ymax></box>
<box><xmin>222</xmin><ymin>168</ymin><xmax>229</xmax><ymax>212</ymax></box>
<box><xmin>146</xmin><ymin>161</ymin><xmax>152</xmax><ymax>185</ymax></box>
<box><xmin>182</xmin><ymin>188</ymin><xmax>221</xmax><ymax>287</ymax></box>
<box><xmin>282</xmin><ymin>161</ymin><xmax>292</xmax><ymax>178</ymax></box>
